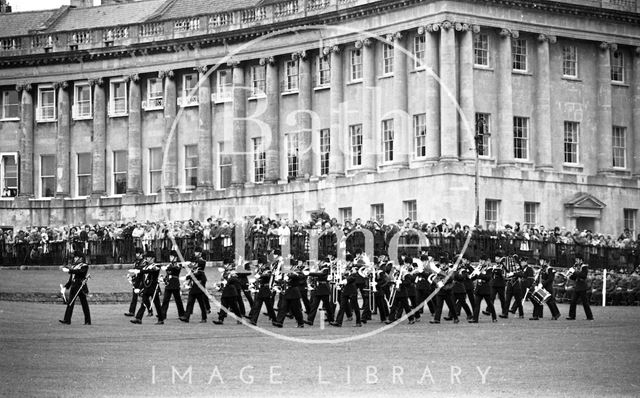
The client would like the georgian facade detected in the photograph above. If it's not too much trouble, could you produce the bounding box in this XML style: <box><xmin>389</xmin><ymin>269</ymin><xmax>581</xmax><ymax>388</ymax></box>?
<box><xmin>0</xmin><ymin>0</ymin><xmax>638</xmax><ymax>234</ymax></box>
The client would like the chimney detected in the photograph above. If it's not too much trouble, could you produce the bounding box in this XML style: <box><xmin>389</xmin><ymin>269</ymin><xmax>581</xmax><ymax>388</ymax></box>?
<box><xmin>70</xmin><ymin>0</ymin><xmax>94</xmax><ymax>7</ymax></box>
<box><xmin>0</xmin><ymin>0</ymin><xmax>12</xmax><ymax>13</ymax></box>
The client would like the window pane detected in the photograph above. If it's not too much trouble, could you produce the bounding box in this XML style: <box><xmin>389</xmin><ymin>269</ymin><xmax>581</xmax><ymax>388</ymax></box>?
<box><xmin>150</xmin><ymin>148</ymin><xmax>162</xmax><ymax>170</ymax></box>
<box><xmin>78</xmin><ymin>153</ymin><xmax>91</xmax><ymax>174</ymax></box>
<box><xmin>114</xmin><ymin>151</ymin><xmax>127</xmax><ymax>173</ymax></box>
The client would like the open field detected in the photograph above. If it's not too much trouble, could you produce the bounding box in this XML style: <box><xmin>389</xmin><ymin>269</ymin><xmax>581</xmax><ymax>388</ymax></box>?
<box><xmin>1</xmin><ymin>270</ymin><xmax>640</xmax><ymax>397</ymax></box>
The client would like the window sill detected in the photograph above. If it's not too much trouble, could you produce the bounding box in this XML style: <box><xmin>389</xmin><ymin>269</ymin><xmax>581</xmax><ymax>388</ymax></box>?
<box><xmin>143</xmin><ymin>107</ymin><xmax>164</xmax><ymax>112</ymax></box>
<box><xmin>0</xmin><ymin>197</ymin><xmax>16</xmax><ymax>201</ymax></box>
<box><xmin>313</xmin><ymin>85</ymin><xmax>330</xmax><ymax>91</ymax></box>
<box><xmin>248</xmin><ymin>95</ymin><xmax>266</xmax><ymax>101</ymax></box>
<box><xmin>36</xmin><ymin>119</ymin><xmax>57</xmax><ymax>123</ymax></box>
<box><xmin>0</xmin><ymin>117</ymin><xmax>20</xmax><ymax>122</ymax></box>
<box><xmin>30</xmin><ymin>197</ymin><xmax>53</xmax><ymax>201</ymax></box>
<box><xmin>346</xmin><ymin>80</ymin><xmax>362</xmax><ymax>86</ymax></box>
<box><xmin>73</xmin><ymin>115</ymin><xmax>93</xmax><ymax>121</ymax></box>
<box><xmin>612</xmin><ymin>81</ymin><xmax>629</xmax><ymax>88</ymax></box>
<box><xmin>474</xmin><ymin>65</ymin><xmax>493</xmax><ymax>71</ymax></box>
<box><xmin>563</xmin><ymin>163</ymin><xmax>584</xmax><ymax>171</ymax></box>
<box><xmin>410</xmin><ymin>67</ymin><xmax>426</xmax><ymax>73</ymax></box>
<box><xmin>561</xmin><ymin>76</ymin><xmax>581</xmax><ymax>82</ymax></box>
<box><xmin>281</xmin><ymin>90</ymin><xmax>299</xmax><ymax>97</ymax></box>
<box><xmin>213</xmin><ymin>98</ymin><xmax>233</xmax><ymax>105</ymax></box>
<box><xmin>512</xmin><ymin>70</ymin><xmax>532</xmax><ymax>76</ymax></box>
<box><xmin>108</xmin><ymin>113</ymin><xmax>128</xmax><ymax>118</ymax></box>
<box><xmin>178</xmin><ymin>103</ymin><xmax>199</xmax><ymax>108</ymax></box>
<box><xmin>378</xmin><ymin>74</ymin><xmax>394</xmax><ymax>80</ymax></box>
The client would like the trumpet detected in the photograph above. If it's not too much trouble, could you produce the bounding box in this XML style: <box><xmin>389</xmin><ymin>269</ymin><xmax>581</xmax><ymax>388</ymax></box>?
<box><xmin>561</xmin><ymin>266</ymin><xmax>576</xmax><ymax>279</ymax></box>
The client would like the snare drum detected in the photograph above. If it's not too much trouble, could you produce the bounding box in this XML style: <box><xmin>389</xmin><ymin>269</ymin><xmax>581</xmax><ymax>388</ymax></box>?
<box><xmin>531</xmin><ymin>286</ymin><xmax>551</xmax><ymax>305</ymax></box>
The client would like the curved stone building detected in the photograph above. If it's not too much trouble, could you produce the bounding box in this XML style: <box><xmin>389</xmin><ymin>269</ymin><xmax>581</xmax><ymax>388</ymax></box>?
<box><xmin>0</xmin><ymin>0</ymin><xmax>638</xmax><ymax>233</ymax></box>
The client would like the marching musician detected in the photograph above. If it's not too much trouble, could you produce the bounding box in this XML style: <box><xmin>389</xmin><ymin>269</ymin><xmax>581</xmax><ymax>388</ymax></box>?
<box><xmin>373</xmin><ymin>265</ymin><xmax>390</xmax><ymax>322</ymax></box>
<box><xmin>566</xmin><ymin>255</ymin><xmax>594</xmax><ymax>320</ymax></box>
<box><xmin>385</xmin><ymin>263</ymin><xmax>415</xmax><ymax>325</ymax></box>
<box><xmin>430</xmin><ymin>261</ymin><xmax>459</xmax><ymax>324</ymax></box>
<box><xmin>248</xmin><ymin>265</ymin><xmax>277</xmax><ymax>325</ymax></box>
<box><xmin>354</xmin><ymin>251</ymin><xmax>372</xmax><ymax>323</ymax></box>
<box><xmin>192</xmin><ymin>247</ymin><xmax>211</xmax><ymax>315</ymax></box>
<box><xmin>446</xmin><ymin>261</ymin><xmax>473</xmax><ymax>321</ymax></box>
<box><xmin>59</xmin><ymin>250</ymin><xmax>91</xmax><ymax>325</ymax></box>
<box><xmin>273</xmin><ymin>268</ymin><xmax>305</xmax><ymax>328</ymax></box>
<box><xmin>160</xmin><ymin>250</ymin><xmax>185</xmax><ymax>319</ymax></box>
<box><xmin>131</xmin><ymin>251</ymin><xmax>165</xmax><ymax>325</ymax></box>
<box><xmin>331</xmin><ymin>265</ymin><xmax>363</xmax><ymax>327</ymax></box>
<box><xmin>485</xmin><ymin>255</ymin><xmax>507</xmax><ymax>316</ymax></box>
<box><xmin>124</xmin><ymin>247</ymin><xmax>146</xmax><ymax>317</ymax></box>
<box><xmin>531</xmin><ymin>259</ymin><xmax>561</xmax><ymax>320</ymax></box>
<box><xmin>179</xmin><ymin>257</ymin><xmax>208</xmax><ymax>323</ymax></box>
<box><xmin>415</xmin><ymin>254</ymin><xmax>435</xmax><ymax>316</ymax></box>
<box><xmin>501</xmin><ymin>256</ymin><xmax>525</xmax><ymax>319</ymax></box>
<box><xmin>469</xmin><ymin>255</ymin><xmax>497</xmax><ymax>323</ymax></box>
<box><xmin>297</xmin><ymin>261</ymin><xmax>312</xmax><ymax>315</ymax></box>
<box><xmin>518</xmin><ymin>258</ymin><xmax>535</xmax><ymax>313</ymax></box>
<box><xmin>235</xmin><ymin>262</ymin><xmax>254</xmax><ymax>318</ymax></box>
<box><xmin>212</xmin><ymin>268</ymin><xmax>242</xmax><ymax>325</ymax></box>
<box><xmin>304</xmin><ymin>261</ymin><xmax>335</xmax><ymax>326</ymax></box>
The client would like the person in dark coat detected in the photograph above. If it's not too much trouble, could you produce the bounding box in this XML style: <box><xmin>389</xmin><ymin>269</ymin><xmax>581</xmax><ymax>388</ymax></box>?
<box><xmin>304</xmin><ymin>262</ymin><xmax>335</xmax><ymax>326</ymax></box>
<box><xmin>131</xmin><ymin>251</ymin><xmax>164</xmax><ymax>325</ymax></box>
<box><xmin>248</xmin><ymin>266</ymin><xmax>277</xmax><ymax>325</ymax></box>
<box><xmin>331</xmin><ymin>267</ymin><xmax>362</xmax><ymax>327</ymax></box>
<box><xmin>124</xmin><ymin>247</ymin><xmax>146</xmax><ymax>317</ymax></box>
<box><xmin>59</xmin><ymin>251</ymin><xmax>91</xmax><ymax>325</ymax></box>
<box><xmin>213</xmin><ymin>269</ymin><xmax>243</xmax><ymax>325</ymax></box>
<box><xmin>161</xmin><ymin>250</ymin><xmax>185</xmax><ymax>319</ymax></box>
<box><xmin>179</xmin><ymin>258</ymin><xmax>208</xmax><ymax>323</ymax></box>
<box><xmin>567</xmin><ymin>255</ymin><xmax>594</xmax><ymax>320</ymax></box>
<box><xmin>469</xmin><ymin>255</ymin><xmax>497</xmax><ymax>323</ymax></box>
<box><xmin>273</xmin><ymin>270</ymin><xmax>305</xmax><ymax>328</ymax></box>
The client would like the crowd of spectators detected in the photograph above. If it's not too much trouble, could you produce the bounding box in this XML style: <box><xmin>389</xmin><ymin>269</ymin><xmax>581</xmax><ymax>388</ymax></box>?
<box><xmin>1</xmin><ymin>213</ymin><xmax>638</xmax><ymax>269</ymax></box>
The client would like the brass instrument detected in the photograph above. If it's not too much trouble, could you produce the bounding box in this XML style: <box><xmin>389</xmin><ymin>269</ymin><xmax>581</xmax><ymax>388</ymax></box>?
<box><xmin>561</xmin><ymin>266</ymin><xmax>576</xmax><ymax>279</ymax></box>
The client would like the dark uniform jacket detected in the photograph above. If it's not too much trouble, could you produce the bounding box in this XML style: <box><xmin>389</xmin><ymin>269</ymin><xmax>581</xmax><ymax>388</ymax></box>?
<box><xmin>490</xmin><ymin>266</ymin><xmax>506</xmax><ymax>288</ymax></box>
<box><xmin>140</xmin><ymin>262</ymin><xmax>160</xmax><ymax>294</ymax></box>
<box><xmin>472</xmin><ymin>271</ymin><xmax>491</xmax><ymax>296</ymax></box>
<box><xmin>452</xmin><ymin>271</ymin><xmax>467</xmax><ymax>294</ymax></box>
<box><xmin>341</xmin><ymin>273</ymin><xmax>359</xmax><ymax>297</ymax></box>
<box><xmin>164</xmin><ymin>261</ymin><xmax>182</xmax><ymax>290</ymax></box>
<box><xmin>187</xmin><ymin>267</ymin><xmax>207</xmax><ymax>294</ymax></box>
<box><xmin>308</xmin><ymin>268</ymin><xmax>331</xmax><ymax>296</ymax></box>
<box><xmin>256</xmin><ymin>272</ymin><xmax>273</xmax><ymax>299</ymax></box>
<box><xmin>541</xmin><ymin>268</ymin><xmax>555</xmax><ymax>292</ymax></box>
<box><xmin>221</xmin><ymin>275</ymin><xmax>241</xmax><ymax>297</ymax></box>
<box><xmin>65</xmin><ymin>260</ymin><xmax>89</xmax><ymax>293</ymax></box>
<box><xmin>130</xmin><ymin>258</ymin><xmax>145</xmax><ymax>288</ymax></box>
<box><xmin>521</xmin><ymin>266</ymin><xmax>535</xmax><ymax>290</ymax></box>
<box><xmin>282</xmin><ymin>272</ymin><xmax>302</xmax><ymax>299</ymax></box>
<box><xmin>570</xmin><ymin>265</ymin><xmax>589</xmax><ymax>292</ymax></box>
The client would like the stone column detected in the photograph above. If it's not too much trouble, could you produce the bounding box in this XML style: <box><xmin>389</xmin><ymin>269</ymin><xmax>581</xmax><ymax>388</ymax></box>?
<box><xmin>633</xmin><ymin>47</ymin><xmax>640</xmax><ymax>177</ymax></box>
<box><xmin>439</xmin><ymin>21</ymin><xmax>458</xmax><ymax>161</ymax></box>
<box><xmin>329</xmin><ymin>45</ymin><xmax>345</xmax><ymax>176</ymax></box>
<box><xmin>496</xmin><ymin>28</ymin><xmax>516</xmax><ymax>166</ymax></box>
<box><xmin>392</xmin><ymin>32</ymin><xmax>409</xmax><ymax>166</ymax></box>
<box><xmin>424</xmin><ymin>24</ymin><xmax>440</xmax><ymax>161</ymax></box>
<box><xmin>197</xmin><ymin>66</ymin><xmax>214</xmax><ymax>189</ymax></box>
<box><xmin>161</xmin><ymin>70</ymin><xmax>178</xmax><ymax>192</ymax></box>
<box><xmin>361</xmin><ymin>39</ymin><xmax>377</xmax><ymax>171</ymax></box>
<box><xmin>90</xmin><ymin>78</ymin><xmax>106</xmax><ymax>196</ymax></box>
<box><xmin>297</xmin><ymin>51</ymin><xmax>313</xmax><ymax>179</ymax></box>
<box><xmin>263</xmin><ymin>57</ymin><xmax>280</xmax><ymax>184</ymax></box>
<box><xmin>535</xmin><ymin>34</ymin><xmax>555</xmax><ymax>171</ymax></box>
<box><xmin>459</xmin><ymin>24</ymin><xmax>476</xmax><ymax>162</ymax></box>
<box><xmin>17</xmin><ymin>83</ymin><xmax>34</xmax><ymax>197</ymax></box>
<box><xmin>126</xmin><ymin>74</ymin><xmax>143</xmax><ymax>194</ymax></box>
<box><xmin>55</xmin><ymin>81</ymin><xmax>70</xmax><ymax>197</ymax></box>
<box><xmin>231</xmin><ymin>62</ymin><xmax>247</xmax><ymax>187</ymax></box>
<box><xmin>597</xmin><ymin>42</ymin><xmax>614</xmax><ymax>174</ymax></box>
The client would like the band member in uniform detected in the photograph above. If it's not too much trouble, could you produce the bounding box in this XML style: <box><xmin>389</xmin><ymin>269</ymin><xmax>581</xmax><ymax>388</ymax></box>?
<box><xmin>273</xmin><ymin>269</ymin><xmax>305</xmax><ymax>328</ymax></box>
<box><xmin>501</xmin><ymin>257</ymin><xmax>525</xmax><ymax>319</ymax></box>
<box><xmin>192</xmin><ymin>247</ymin><xmax>211</xmax><ymax>314</ymax></box>
<box><xmin>331</xmin><ymin>266</ymin><xmax>363</xmax><ymax>327</ymax></box>
<box><xmin>354</xmin><ymin>253</ymin><xmax>372</xmax><ymax>322</ymax></box>
<box><xmin>485</xmin><ymin>255</ymin><xmax>507</xmax><ymax>316</ymax></box>
<box><xmin>124</xmin><ymin>247</ymin><xmax>146</xmax><ymax>317</ymax></box>
<box><xmin>447</xmin><ymin>263</ymin><xmax>473</xmax><ymax>321</ymax></box>
<box><xmin>248</xmin><ymin>265</ymin><xmax>277</xmax><ymax>325</ymax></box>
<box><xmin>567</xmin><ymin>255</ymin><xmax>594</xmax><ymax>320</ymax></box>
<box><xmin>131</xmin><ymin>251</ymin><xmax>164</xmax><ymax>325</ymax></box>
<box><xmin>415</xmin><ymin>255</ymin><xmax>435</xmax><ymax>316</ymax></box>
<box><xmin>59</xmin><ymin>251</ymin><xmax>91</xmax><ymax>325</ymax></box>
<box><xmin>469</xmin><ymin>255</ymin><xmax>497</xmax><ymax>323</ymax></box>
<box><xmin>296</xmin><ymin>262</ymin><xmax>312</xmax><ymax>315</ymax></box>
<box><xmin>179</xmin><ymin>257</ymin><xmax>208</xmax><ymax>323</ymax></box>
<box><xmin>531</xmin><ymin>259</ymin><xmax>561</xmax><ymax>320</ymax></box>
<box><xmin>385</xmin><ymin>264</ymin><xmax>415</xmax><ymax>325</ymax></box>
<box><xmin>161</xmin><ymin>250</ymin><xmax>185</xmax><ymax>319</ymax></box>
<box><xmin>373</xmin><ymin>264</ymin><xmax>391</xmax><ymax>322</ymax></box>
<box><xmin>431</xmin><ymin>262</ymin><xmax>459</xmax><ymax>324</ymax></box>
<box><xmin>235</xmin><ymin>263</ymin><xmax>254</xmax><ymax>318</ymax></box>
<box><xmin>213</xmin><ymin>269</ymin><xmax>242</xmax><ymax>325</ymax></box>
<box><xmin>304</xmin><ymin>262</ymin><xmax>335</xmax><ymax>326</ymax></box>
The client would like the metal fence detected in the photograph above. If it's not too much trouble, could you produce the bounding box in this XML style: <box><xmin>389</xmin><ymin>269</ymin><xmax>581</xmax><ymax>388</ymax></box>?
<box><xmin>1</xmin><ymin>232</ymin><xmax>637</xmax><ymax>270</ymax></box>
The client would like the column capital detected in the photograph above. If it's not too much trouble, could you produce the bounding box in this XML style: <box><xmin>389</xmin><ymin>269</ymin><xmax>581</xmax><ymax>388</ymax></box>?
<box><xmin>425</xmin><ymin>23</ymin><xmax>440</xmax><ymax>33</ymax></box>
<box><xmin>123</xmin><ymin>74</ymin><xmax>140</xmax><ymax>83</ymax></box>
<box><xmin>387</xmin><ymin>32</ymin><xmax>403</xmax><ymax>41</ymax></box>
<box><xmin>354</xmin><ymin>38</ymin><xmax>371</xmax><ymax>49</ymax></box>
<box><xmin>291</xmin><ymin>50</ymin><xmax>308</xmax><ymax>60</ymax></box>
<box><xmin>15</xmin><ymin>82</ymin><xmax>32</xmax><ymax>93</ymax></box>
<box><xmin>88</xmin><ymin>77</ymin><xmax>104</xmax><ymax>87</ymax></box>
<box><xmin>600</xmin><ymin>42</ymin><xmax>617</xmax><ymax>52</ymax></box>
<box><xmin>634</xmin><ymin>47</ymin><xmax>640</xmax><ymax>57</ymax></box>
<box><xmin>259</xmin><ymin>56</ymin><xmax>275</xmax><ymax>66</ymax></box>
<box><xmin>537</xmin><ymin>34</ymin><xmax>557</xmax><ymax>44</ymax></box>
<box><xmin>454</xmin><ymin>22</ymin><xmax>469</xmax><ymax>31</ymax></box>
<box><xmin>53</xmin><ymin>81</ymin><xmax>69</xmax><ymax>90</ymax></box>
<box><xmin>500</xmin><ymin>28</ymin><xmax>519</xmax><ymax>38</ymax></box>
<box><xmin>226</xmin><ymin>59</ymin><xmax>241</xmax><ymax>68</ymax></box>
<box><xmin>471</xmin><ymin>24</ymin><xmax>481</xmax><ymax>34</ymax></box>
<box><xmin>196</xmin><ymin>65</ymin><xmax>208</xmax><ymax>74</ymax></box>
<box><xmin>158</xmin><ymin>70</ymin><xmax>175</xmax><ymax>79</ymax></box>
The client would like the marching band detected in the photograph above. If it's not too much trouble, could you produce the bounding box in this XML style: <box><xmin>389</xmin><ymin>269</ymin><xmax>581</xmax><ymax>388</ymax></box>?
<box><xmin>59</xmin><ymin>248</ymin><xmax>596</xmax><ymax>326</ymax></box>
